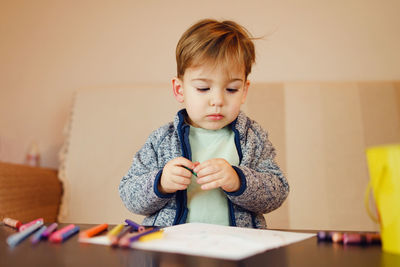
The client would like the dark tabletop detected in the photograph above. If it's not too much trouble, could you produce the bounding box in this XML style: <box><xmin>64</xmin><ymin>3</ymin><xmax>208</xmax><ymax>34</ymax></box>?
<box><xmin>1</xmin><ymin>224</ymin><xmax>399</xmax><ymax>267</ymax></box>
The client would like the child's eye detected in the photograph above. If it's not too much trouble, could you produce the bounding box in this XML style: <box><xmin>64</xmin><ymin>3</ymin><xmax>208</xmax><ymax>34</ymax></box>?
<box><xmin>226</xmin><ymin>88</ymin><xmax>239</xmax><ymax>93</ymax></box>
<box><xmin>197</xmin><ymin>88</ymin><xmax>210</xmax><ymax>92</ymax></box>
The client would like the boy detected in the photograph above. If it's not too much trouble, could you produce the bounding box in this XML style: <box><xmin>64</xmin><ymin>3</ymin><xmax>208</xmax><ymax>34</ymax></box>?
<box><xmin>119</xmin><ymin>19</ymin><xmax>289</xmax><ymax>228</ymax></box>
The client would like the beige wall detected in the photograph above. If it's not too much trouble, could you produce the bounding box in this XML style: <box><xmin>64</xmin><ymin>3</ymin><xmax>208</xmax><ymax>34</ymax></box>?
<box><xmin>1</xmin><ymin>0</ymin><xmax>400</xmax><ymax>168</ymax></box>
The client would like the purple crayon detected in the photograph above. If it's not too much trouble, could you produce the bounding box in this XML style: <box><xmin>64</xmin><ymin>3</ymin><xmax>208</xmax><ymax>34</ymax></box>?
<box><xmin>317</xmin><ymin>231</ymin><xmax>332</xmax><ymax>242</ymax></box>
<box><xmin>125</xmin><ymin>219</ymin><xmax>145</xmax><ymax>232</ymax></box>
<box><xmin>41</xmin><ymin>223</ymin><xmax>58</xmax><ymax>239</ymax></box>
<box><xmin>119</xmin><ymin>227</ymin><xmax>161</xmax><ymax>248</ymax></box>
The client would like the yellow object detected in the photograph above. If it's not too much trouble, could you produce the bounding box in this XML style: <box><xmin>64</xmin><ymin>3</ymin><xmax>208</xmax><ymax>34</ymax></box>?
<box><xmin>107</xmin><ymin>224</ymin><xmax>124</xmax><ymax>239</ymax></box>
<box><xmin>366</xmin><ymin>144</ymin><xmax>400</xmax><ymax>255</ymax></box>
<box><xmin>139</xmin><ymin>230</ymin><xmax>164</xmax><ymax>242</ymax></box>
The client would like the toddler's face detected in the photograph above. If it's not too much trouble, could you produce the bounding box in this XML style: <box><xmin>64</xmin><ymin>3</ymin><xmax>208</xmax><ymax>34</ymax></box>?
<box><xmin>174</xmin><ymin>62</ymin><xmax>249</xmax><ymax>130</ymax></box>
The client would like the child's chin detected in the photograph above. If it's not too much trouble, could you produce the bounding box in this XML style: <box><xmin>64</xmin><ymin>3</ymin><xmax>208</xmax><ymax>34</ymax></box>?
<box><xmin>202</xmin><ymin>123</ymin><xmax>227</xmax><ymax>130</ymax></box>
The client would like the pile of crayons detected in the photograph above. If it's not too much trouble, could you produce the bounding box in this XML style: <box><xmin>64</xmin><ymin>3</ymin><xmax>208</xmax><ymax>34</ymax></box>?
<box><xmin>3</xmin><ymin>217</ymin><xmax>79</xmax><ymax>247</ymax></box>
<box><xmin>317</xmin><ymin>231</ymin><xmax>381</xmax><ymax>246</ymax></box>
<box><xmin>100</xmin><ymin>219</ymin><xmax>163</xmax><ymax>248</ymax></box>
<box><xmin>3</xmin><ymin>217</ymin><xmax>162</xmax><ymax>249</ymax></box>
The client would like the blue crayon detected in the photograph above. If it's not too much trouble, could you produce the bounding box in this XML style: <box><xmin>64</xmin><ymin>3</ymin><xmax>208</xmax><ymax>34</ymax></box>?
<box><xmin>31</xmin><ymin>225</ymin><xmax>48</xmax><ymax>244</ymax></box>
<box><xmin>7</xmin><ymin>221</ymin><xmax>44</xmax><ymax>247</ymax></box>
<box><xmin>59</xmin><ymin>225</ymin><xmax>80</xmax><ymax>242</ymax></box>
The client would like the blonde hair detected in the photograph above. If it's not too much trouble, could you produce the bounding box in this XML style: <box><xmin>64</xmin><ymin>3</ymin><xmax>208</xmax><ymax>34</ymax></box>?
<box><xmin>176</xmin><ymin>19</ymin><xmax>256</xmax><ymax>79</ymax></box>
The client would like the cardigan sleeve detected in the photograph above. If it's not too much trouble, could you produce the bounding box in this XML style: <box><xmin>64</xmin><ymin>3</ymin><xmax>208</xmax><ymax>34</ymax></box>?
<box><xmin>225</xmin><ymin>123</ymin><xmax>289</xmax><ymax>214</ymax></box>
<box><xmin>119</xmin><ymin>129</ymin><xmax>174</xmax><ymax>216</ymax></box>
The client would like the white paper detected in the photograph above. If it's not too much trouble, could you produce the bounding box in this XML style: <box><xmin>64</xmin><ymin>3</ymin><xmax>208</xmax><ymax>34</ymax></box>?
<box><xmin>79</xmin><ymin>223</ymin><xmax>315</xmax><ymax>260</ymax></box>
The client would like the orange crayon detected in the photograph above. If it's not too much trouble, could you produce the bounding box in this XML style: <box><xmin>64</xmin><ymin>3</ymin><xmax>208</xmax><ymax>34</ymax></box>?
<box><xmin>79</xmin><ymin>223</ymin><xmax>108</xmax><ymax>239</ymax></box>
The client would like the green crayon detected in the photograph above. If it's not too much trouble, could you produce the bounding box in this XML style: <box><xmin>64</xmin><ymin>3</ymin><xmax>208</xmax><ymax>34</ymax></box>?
<box><xmin>182</xmin><ymin>166</ymin><xmax>197</xmax><ymax>177</ymax></box>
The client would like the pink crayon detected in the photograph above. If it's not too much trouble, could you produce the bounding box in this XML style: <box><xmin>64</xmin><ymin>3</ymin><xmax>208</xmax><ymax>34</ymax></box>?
<box><xmin>49</xmin><ymin>224</ymin><xmax>75</xmax><ymax>243</ymax></box>
<box><xmin>19</xmin><ymin>218</ymin><xmax>44</xmax><ymax>232</ymax></box>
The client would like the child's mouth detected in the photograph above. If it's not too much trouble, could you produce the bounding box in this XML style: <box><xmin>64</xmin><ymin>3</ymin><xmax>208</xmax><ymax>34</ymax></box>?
<box><xmin>207</xmin><ymin>114</ymin><xmax>224</xmax><ymax>120</ymax></box>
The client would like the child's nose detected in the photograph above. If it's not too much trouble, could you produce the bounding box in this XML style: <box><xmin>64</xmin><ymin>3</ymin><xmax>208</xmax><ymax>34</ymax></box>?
<box><xmin>210</xmin><ymin>91</ymin><xmax>224</xmax><ymax>106</ymax></box>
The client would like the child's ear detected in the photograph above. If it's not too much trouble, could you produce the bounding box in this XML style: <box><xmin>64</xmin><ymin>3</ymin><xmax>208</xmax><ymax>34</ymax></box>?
<box><xmin>172</xmin><ymin>77</ymin><xmax>184</xmax><ymax>103</ymax></box>
<box><xmin>241</xmin><ymin>80</ymin><xmax>250</xmax><ymax>104</ymax></box>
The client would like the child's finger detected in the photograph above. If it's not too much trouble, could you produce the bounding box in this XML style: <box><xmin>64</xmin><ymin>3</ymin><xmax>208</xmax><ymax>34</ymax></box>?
<box><xmin>173</xmin><ymin>157</ymin><xmax>195</xmax><ymax>169</ymax></box>
<box><xmin>195</xmin><ymin>164</ymin><xmax>218</xmax><ymax>178</ymax></box>
<box><xmin>171</xmin><ymin>175</ymin><xmax>191</xmax><ymax>185</ymax></box>
<box><xmin>200</xmin><ymin>180</ymin><xmax>221</xmax><ymax>190</ymax></box>
<box><xmin>196</xmin><ymin>173</ymin><xmax>217</xmax><ymax>185</ymax></box>
<box><xmin>193</xmin><ymin>158</ymin><xmax>221</xmax><ymax>174</ymax></box>
<box><xmin>172</xmin><ymin>166</ymin><xmax>193</xmax><ymax>178</ymax></box>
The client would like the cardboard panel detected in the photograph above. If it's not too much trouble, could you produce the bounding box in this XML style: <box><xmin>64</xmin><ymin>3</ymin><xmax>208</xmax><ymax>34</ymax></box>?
<box><xmin>245</xmin><ymin>83</ymin><xmax>289</xmax><ymax>228</ymax></box>
<box><xmin>285</xmin><ymin>82</ymin><xmax>378</xmax><ymax>231</ymax></box>
<box><xmin>59</xmin><ymin>85</ymin><xmax>178</xmax><ymax>224</ymax></box>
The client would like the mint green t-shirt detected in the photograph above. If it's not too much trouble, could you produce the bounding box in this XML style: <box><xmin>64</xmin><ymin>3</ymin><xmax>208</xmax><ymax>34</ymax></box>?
<box><xmin>186</xmin><ymin>126</ymin><xmax>239</xmax><ymax>226</ymax></box>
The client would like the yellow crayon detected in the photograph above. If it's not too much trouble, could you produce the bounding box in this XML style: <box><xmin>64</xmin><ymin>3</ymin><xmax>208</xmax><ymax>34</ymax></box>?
<box><xmin>138</xmin><ymin>230</ymin><xmax>164</xmax><ymax>242</ymax></box>
<box><xmin>107</xmin><ymin>224</ymin><xmax>125</xmax><ymax>240</ymax></box>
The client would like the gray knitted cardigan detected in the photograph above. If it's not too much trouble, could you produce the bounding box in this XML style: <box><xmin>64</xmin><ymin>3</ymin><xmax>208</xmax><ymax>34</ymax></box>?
<box><xmin>119</xmin><ymin>109</ymin><xmax>289</xmax><ymax>228</ymax></box>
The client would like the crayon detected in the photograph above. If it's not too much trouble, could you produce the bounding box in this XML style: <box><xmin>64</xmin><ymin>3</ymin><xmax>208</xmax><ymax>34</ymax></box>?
<box><xmin>125</xmin><ymin>219</ymin><xmax>145</xmax><ymax>232</ymax></box>
<box><xmin>317</xmin><ymin>231</ymin><xmax>332</xmax><ymax>242</ymax></box>
<box><xmin>129</xmin><ymin>227</ymin><xmax>161</xmax><ymax>242</ymax></box>
<box><xmin>107</xmin><ymin>224</ymin><xmax>124</xmax><ymax>240</ymax></box>
<box><xmin>19</xmin><ymin>218</ymin><xmax>44</xmax><ymax>232</ymax></box>
<box><xmin>79</xmin><ymin>223</ymin><xmax>108</xmax><ymax>239</ymax></box>
<box><xmin>331</xmin><ymin>232</ymin><xmax>343</xmax><ymax>243</ymax></box>
<box><xmin>61</xmin><ymin>225</ymin><xmax>80</xmax><ymax>242</ymax></box>
<box><xmin>120</xmin><ymin>228</ymin><xmax>161</xmax><ymax>248</ymax></box>
<box><xmin>119</xmin><ymin>232</ymin><xmax>137</xmax><ymax>248</ymax></box>
<box><xmin>51</xmin><ymin>225</ymin><xmax>80</xmax><ymax>243</ymax></box>
<box><xmin>343</xmin><ymin>233</ymin><xmax>381</xmax><ymax>245</ymax></box>
<box><xmin>30</xmin><ymin>225</ymin><xmax>47</xmax><ymax>244</ymax></box>
<box><xmin>41</xmin><ymin>223</ymin><xmax>58</xmax><ymax>239</ymax></box>
<box><xmin>139</xmin><ymin>230</ymin><xmax>164</xmax><ymax>242</ymax></box>
<box><xmin>366</xmin><ymin>233</ymin><xmax>381</xmax><ymax>243</ymax></box>
<box><xmin>317</xmin><ymin>231</ymin><xmax>342</xmax><ymax>243</ymax></box>
<box><xmin>110</xmin><ymin>225</ymin><xmax>133</xmax><ymax>247</ymax></box>
<box><xmin>3</xmin><ymin>217</ymin><xmax>22</xmax><ymax>230</ymax></box>
<box><xmin>6</xmin><ymin>221</ymin><xmax>44</xmax><ymax>247</ymax></box>
<box><xmin>182</xmin><ymin>165</ymin><xmax>197</xmax><ymax>177</ymax></box>
<box><xmin>49</xmin><ymin>224</ymin><xmax>75</xmax><ymax>242</ymax></box>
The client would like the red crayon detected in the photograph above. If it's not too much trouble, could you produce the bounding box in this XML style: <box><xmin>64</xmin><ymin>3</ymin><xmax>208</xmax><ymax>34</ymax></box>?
<box><xmin>49</xmin><ymin>224</ymin><xmax>75</xmax><ymax>242</ymax></box>
<box><xmin>119</xmin><ymin>232</ymin><xmax>139</xmax><ymax>248</ymax></box>
<box><xmin>3</xmin><ymin>217</ymin><xmax>22</xmax><ymax>230</ymax></box>
<box><xmin>51</xmin><ymin>226</ymin><xmax>80</xmax><ymax>243</ymax></box>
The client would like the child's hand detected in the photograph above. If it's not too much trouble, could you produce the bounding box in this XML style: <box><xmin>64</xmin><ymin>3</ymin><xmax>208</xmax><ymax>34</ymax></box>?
<box><xmin>193</xmin><ymin>158</ymin><xmax>240</xmax><ymax>192</ymax></box>
<box><xmin>159</xmin><ymin>157</ymin><xmax>198</xmax><ymax>194</ymax></box>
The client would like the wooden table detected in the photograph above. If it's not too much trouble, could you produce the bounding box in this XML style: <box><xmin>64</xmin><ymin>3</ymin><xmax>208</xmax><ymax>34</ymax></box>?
<box><xmin>1</xmin><ymin>224</ymin><xmax>399</xmax><ymax>267</ymax></box>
